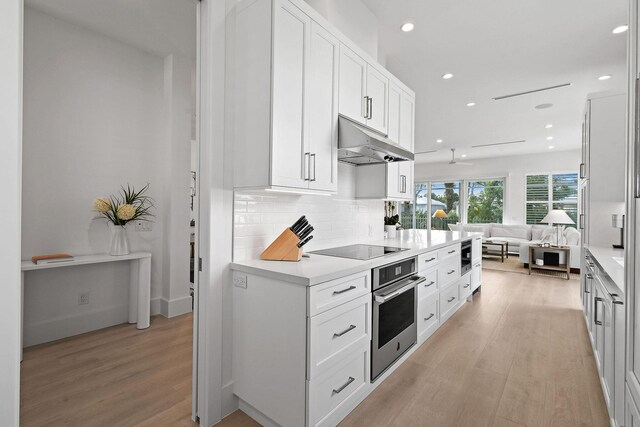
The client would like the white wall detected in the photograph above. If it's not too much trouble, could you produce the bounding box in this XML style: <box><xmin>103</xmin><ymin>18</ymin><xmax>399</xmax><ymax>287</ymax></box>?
<box><xmin>414</xmin><ymin>149</ymin><xmax>581</xmax><ymax>225</ymax></box>
<box><xmin>0</xmin><ymin>0</ymin><xmax>23</xmax><ymax>424</ymax></box>
<box><xmin>304</xmin><ymin>0</ymin><xmax>378</xmax><ymax>60</ymax></box>
<box><xmin>233</xmin><ymin>164</ymin><xmax>384</xmax><ymax>261</ymax></box>
<box><xmin>22</xmin><ymin>7</ymin><xmax>192</xmax><ymax>346</ymax></box>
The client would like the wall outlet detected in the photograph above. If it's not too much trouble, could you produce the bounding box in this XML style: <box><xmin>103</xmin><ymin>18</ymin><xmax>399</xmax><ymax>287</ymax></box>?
<box><xmin>233</xmin><ymin>273</ymin><xmax>248</xmax><ymax>289</ymax></box>
<box><xmin>135</xmin><ymin>220</ymin><xmax>152</xmax><ymax>232</ymax></box>
<box><xmin>79</xmin><ymin>292</ymin><xmax>90</xmax><ymax>305</ymax></box>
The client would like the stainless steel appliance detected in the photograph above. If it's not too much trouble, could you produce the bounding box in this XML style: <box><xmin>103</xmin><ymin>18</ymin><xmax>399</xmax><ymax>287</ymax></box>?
<box><xmin>310</xmin><ymin>244</ymin><xmax>408</xmax><ymax>261</ymax></box>
<box><xmin>461</xmin><ymin>239</ymin><xmax>472</xmax><ymax>275</ymax></box>
<box><xmin>371</xmin><ymin>256</ymin><xmax>424</xmax><ymax>381</ymax></box>
<box><xmin>337</xmin><ymin>115</ymin><xmax>414</xmax><ymax>165</ymax></box>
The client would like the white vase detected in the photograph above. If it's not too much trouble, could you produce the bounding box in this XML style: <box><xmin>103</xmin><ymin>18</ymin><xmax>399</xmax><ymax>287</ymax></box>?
<box><xmin>109</xmin><ymin>224</ymin><xmax>130</xmax><ymax>256</ymax></box>
<box><xmin>385</xmin><ymin>225</ymin><xmax>397</xmax><ymax>239</ymax></box>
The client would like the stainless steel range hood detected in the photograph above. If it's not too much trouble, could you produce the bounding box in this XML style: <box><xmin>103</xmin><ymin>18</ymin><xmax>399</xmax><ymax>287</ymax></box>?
<box><xmin>338</xmin><ymin>115</ymin><xmax>414</xmax><ymax>165</ymax></box>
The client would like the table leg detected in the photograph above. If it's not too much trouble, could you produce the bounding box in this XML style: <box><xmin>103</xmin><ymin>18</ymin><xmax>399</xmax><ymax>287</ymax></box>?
<box><xmin>21</xmin><ymin>272</ymin><xmax>24</xmax><ymax>362</ymax></box>
<box><xmin>501</xmin><ymin>246</ymin><xmax>504</xmax><ymax>263</ymax></box>
<box><xmin>128</xmin><ymin>260</ymin><xmax>138</xmax><ymax>324</ymax></box>
<box><xmin>506</xmin><ymin>243</ymin><xmax>509</xmax><ymax>259</ymax></box>
<box><xmin>528</xmin><ymin>247</ymin><xmax>532</xmax><ymax>275</ymax></box>
<box><xmin>137</xmin><ymin>257</ymin><xmax>151</xmax><ymax>329</ymax></box>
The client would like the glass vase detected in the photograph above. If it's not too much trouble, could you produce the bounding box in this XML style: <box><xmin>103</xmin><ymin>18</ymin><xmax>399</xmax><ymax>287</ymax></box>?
<box><xmin>109</xmin><ymin>224</ymin><xmax>130</xmax><ymax>256</ymax></box>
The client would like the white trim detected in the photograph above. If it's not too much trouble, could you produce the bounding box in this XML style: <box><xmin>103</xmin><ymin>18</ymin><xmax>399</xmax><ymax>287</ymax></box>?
<box><xmin>159</xmin><ymin>296</ymin><xmax>193</xmax><ymax>318</ymax></box>
<box><xmin>0</xmin><ymin>0</ymin><xmax>23</xmax><ymax>424</ymax></box>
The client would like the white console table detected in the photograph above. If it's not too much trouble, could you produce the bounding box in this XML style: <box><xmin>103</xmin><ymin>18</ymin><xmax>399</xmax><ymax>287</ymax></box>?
<box><xmin>20</xmin><ymin>252</ymin><xmax>152</xmax><ymax>358</ymax></box>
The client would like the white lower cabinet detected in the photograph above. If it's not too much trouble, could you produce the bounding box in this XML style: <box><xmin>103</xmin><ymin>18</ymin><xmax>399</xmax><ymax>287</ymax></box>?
<box><xmin>471</xmin><ymin>262</ymin><xmax>482</xmax><ymax>291</ymax></box>
<box><xmin>459</xmin><ymin>273</ymin><xmax>472</xmax><ymax>300</ymax></box>
<box><xmin>628</xmin><ymin>385</ymin><xmax>640</xmax><ymax>427</ymax></box>
<box><xmin>418</xmin><ymin>293</ymin><xmax>439</xmax><ymax>344</ymax></box>
<box><xmin>439</xmin><ymin>282</ymin><xmax>460</xmax><ymax>323</ymax></box>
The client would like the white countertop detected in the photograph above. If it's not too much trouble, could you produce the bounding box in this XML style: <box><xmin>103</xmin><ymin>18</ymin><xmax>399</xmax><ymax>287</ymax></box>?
<box><xmin>586</xmin><ymin>245</ymin><xmax>625</xmax><ymax>294</ymax></box>
<box><xmin>230</xmin><ymin>229</ymin><xmax>481</xmax><ymax>286</ymax></box>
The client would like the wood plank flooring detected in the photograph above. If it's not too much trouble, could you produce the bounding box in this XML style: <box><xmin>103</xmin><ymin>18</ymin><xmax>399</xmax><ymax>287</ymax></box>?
<box><xmin>221</xmin><ymin>269</ymin><xmax>609</xmax><ymax>427</ymax></box>
<box><xmin>20</xmin><ymin>313</ymin><xmax>197</xmax><ymax>427</ymax></box>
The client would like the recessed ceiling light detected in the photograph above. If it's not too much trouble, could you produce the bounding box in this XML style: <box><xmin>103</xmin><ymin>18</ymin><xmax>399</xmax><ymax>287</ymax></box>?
<box><xmin>436</xmin><ymin>139</ymin><xmax>443</xmax><ymax>143</ymax></box>
<box><xmin>442</xmin><ymin>73</ymin><xmax>453</xmax><ymax>79</ymax></box>
<box><xmin>535</xmin><ymin>103</ymin><xmax>553</xmax><ymax>110</ymax></box>
<box><xmin>598</xmin><ymin>75</ymin><xmax>612</xmax><ymax>81</ymax></box>
<box><xmin>401</xmin><ymin>22</ymin><xmax>414</xmax><ymax>32</ymax></box>
<box><xmin>613</xmin><ymin>25</ymin><xmax>628</xmax><ymax>34</ymax></box>
<box><xmin>461</xmin><ymin>154</ymin><xmax>467</xmax><ymax>158</ymax></box>
<box><xmin>466</xmin><ymin>102</ymin><xmax>476</xmax><ymax>107</ymax></box>
<box><xmin>547</xmin><ymin>136</ymin><xmax>554</xmax><ymax>140</ymax></box>
<box><xmin>548</xmin><ymin>145</ymin><xmax>555</xmax><ymax>149</ymax></box>
<box><xmin>545</xmin><ymin>124</ymin><xmax>553</xmax><ymax>129</ymax></box>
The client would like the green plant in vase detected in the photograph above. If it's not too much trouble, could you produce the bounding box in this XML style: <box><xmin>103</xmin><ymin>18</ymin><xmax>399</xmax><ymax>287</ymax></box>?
<box><xmin>384</xmin><ymin>201</ymin><xmax>399</xmax><ymax>238</ymax></box>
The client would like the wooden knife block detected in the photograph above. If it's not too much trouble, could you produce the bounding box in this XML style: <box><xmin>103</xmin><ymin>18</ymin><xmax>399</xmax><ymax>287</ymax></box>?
<box><xmin>260</xmin><ymin>228</ymin><xmax>303</xmax><ymax>262</ymax></box>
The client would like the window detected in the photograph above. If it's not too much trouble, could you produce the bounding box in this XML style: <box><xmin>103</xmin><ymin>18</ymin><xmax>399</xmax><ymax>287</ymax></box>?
<box><xmin>430</xmin><ymin>181</ymin><xmax>460</xmax><ymax>230</ymax></box>
<box><xmin>526</xmin><ymin>173</ymin><xmax>578</xmax><ymax>226</ymax></box>
<box><xmin>466</xmin><ymin>179</ymin><xmax>504</xmax><ymax>224</ymax></box>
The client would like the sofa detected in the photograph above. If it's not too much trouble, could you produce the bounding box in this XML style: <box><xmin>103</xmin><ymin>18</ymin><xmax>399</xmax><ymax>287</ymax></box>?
<box><xmin>448</xmin><ymin>223</ymin><xmax>581</xmax><ymax>269</ymax></box>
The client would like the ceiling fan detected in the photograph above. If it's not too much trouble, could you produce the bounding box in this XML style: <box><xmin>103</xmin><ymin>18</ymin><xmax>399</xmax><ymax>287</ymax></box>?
<box><xmin>449</xmin><ymin>148</ymin><xmax>472</xmax><ymax>166</ymax></box>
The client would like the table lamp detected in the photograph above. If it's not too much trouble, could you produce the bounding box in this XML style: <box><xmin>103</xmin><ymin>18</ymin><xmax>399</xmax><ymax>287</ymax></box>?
<box><xmin>541</xmin><ymin>209</ymin><xmax>575</xmax><ymax>247</ymax></box>
<box><xmin>433</xmin><ymin>209</ymin><xmax>448</xmax><ymax>230</ymax></box>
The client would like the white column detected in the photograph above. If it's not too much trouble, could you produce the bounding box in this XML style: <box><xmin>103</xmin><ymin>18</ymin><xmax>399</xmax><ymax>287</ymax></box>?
<box><xmin>128</xmin><ymin>259</ymin><xmax>139</xmax><ymax>324</ymax></box>
<box><xmin>137</xmin><ymin>256</ymin><xmax>151</xmax><ymax>329</ymax></box>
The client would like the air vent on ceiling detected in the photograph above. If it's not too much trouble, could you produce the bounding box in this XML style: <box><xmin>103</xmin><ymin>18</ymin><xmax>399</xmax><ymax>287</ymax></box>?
<box><xmin>492</xmin><ymin>83</ymin><xmax>572</xmax><ymax>101</ymax></box>
<box><xmin>472</xmin><ymin>140</ymin><xmax>525</xmax><ymax>148</ymax></box>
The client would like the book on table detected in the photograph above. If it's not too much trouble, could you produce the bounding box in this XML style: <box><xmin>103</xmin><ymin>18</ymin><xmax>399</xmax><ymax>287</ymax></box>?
<box><xmin>31</xmin><ymin>253</ymin><xmax>74</xmax><ymax>265</ymax></box>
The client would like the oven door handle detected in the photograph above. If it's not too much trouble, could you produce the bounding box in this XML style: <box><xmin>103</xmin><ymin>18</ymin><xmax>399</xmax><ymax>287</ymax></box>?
<box><xmin>374</xmin><ymin>276</ymin><xmax>424</xmax><ymax>303</ymax></box>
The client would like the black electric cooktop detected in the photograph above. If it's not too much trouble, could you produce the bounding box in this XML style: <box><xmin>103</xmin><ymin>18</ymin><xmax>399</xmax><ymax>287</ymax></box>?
<box><xmin>310</xmin><ymin>244</ymin><xmax>409</xmax><ymax>260</ymax></box>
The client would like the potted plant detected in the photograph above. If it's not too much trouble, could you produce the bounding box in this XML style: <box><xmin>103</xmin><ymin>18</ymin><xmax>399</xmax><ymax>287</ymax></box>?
<box><xmin>384</xmin><ymin>201</ymin><xmax>399</xmax><ymax>239</ymax></box>
<box><xmin>93</xmin><ymin>184</ymin><xmax>154</xmax><ymax>255</ymax></box>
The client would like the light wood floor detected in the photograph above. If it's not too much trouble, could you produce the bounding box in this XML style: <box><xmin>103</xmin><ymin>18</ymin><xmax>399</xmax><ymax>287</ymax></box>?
<box><xmin>221</xmin><ymin>269</ymin><xmax>609</xmax><ymax>427</ymax></box>
<box><xmin>20</xmin><ymin>313</ymin><xmax>198</xmax><ymax>427</ymax></box>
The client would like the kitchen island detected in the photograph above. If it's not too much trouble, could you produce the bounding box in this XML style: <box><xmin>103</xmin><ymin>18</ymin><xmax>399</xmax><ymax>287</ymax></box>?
<box><xmin>230</xmin><ymin>230</ymin><xmax>483</xmax><ymax>427</ymax></box>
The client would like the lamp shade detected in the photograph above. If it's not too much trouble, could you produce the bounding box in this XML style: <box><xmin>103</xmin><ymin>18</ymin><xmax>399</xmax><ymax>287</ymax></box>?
<box><xmin>432</xmin><ymin>209</ymin><xmax>448</xmax><ymax>219</ymax></box>
<box><xmin>541</xmin><ymin>209</ymin><xmax>575</xmax><ymax>225</ymax></box>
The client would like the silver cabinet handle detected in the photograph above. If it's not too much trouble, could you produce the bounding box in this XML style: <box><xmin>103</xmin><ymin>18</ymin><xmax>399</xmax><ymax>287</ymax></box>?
<box><xmin>463</xmin><ymin>284</ymin><xmax>470</xmax><ymax>288</ymax></box>
<box><xmin>363</xmin><ymin>96</ymin><xmax>370</xmax><ymax>119</ymax></box>
<box><xmin>579</xmin><ymin>214</ymin><xmax>584</xmax><ymax>230</ymax></box>
<box><xmin>594</xmin><ymin>297</ymin><xmax>603</xmax><ymax>326</ymax></box>
<box><xmin>310</xmin><ymin>153</ymin><xmax>316</xmax><ymax>182</ymax></box>
<box><xmin>447</xmin><ymin>270</ymin><xmax>455</xmax><ymax>275</ymax></box>
<box><xmin>611</xmin><ymin>293</ymin><xmax>624</xmax><ymax>305</ymax></box>
<box><xmin>474</xmin><ymin>263</ymin><xmax>481</xmax><ymax>268</ymax></box>
<box><xmin>333</xmin><ymin>324</ymin><xmax>356</xmax><ymax>338</ymax></box>
<box><xmin>367</xmin><ymin>97</ymin><xmax>373</xmax><ymax>119</ymax></box>
<box><xmin>333</xmin><ymin>285</ymin><xmax>356</xmax><ymax>295</ymax></box>
<box><xmin>447</xmin><ymin>297</ymin><xmax>455</xmax><ymax>303</ymax></box>
<box><xmin>424</xmin><ymin>313</ymin><xmax>435</xmax><ymax>321</ymax></box>
<box><xmin>579</xmin><ymin>163</ymin><xmax>585</xmax><ymax>179</ymax></box>
<box><xmin>424</xmin><ymin>281</ymin><xmax>435</xmax><ymax>287</ymax></box>
<box><xmin>403</xmin><ymin>175</ymin><xmax>407</xmax><ymax>193</ymax></box>
<box><xmin>635</xmin><ymin>77</ymin><xmax>640</xmax><ymax>197</ymax></box>
<box><xmin>332</xmin><ymin>376</ymin><xmax>355</xmax><ymax>395</ymax></box>
<box><xmin>448</xmin><ymin>250</ymin><xmax>456</xmax><ymax>254</ymax></box>
<box><xmin>424</xmin><ymin>257</ymin><xmax>436</xmax><ymax>263</ymax></box>
<box><xmin>304</xmin><ymin>152</ymin><xmax>310</xmax><ymax>181</ymax></box>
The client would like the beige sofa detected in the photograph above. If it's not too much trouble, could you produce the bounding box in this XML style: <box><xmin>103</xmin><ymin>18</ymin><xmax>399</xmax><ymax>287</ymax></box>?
<box><xmin>449</xmin><ymin>223</ymin><xmax>581</xmax><ymax>269</ymax></box>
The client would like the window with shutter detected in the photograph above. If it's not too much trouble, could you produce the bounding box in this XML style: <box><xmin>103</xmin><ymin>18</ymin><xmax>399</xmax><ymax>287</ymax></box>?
<box><xmin>526</xmin><ymin>172</ymin><xmax>578</xmax><ymax>226</ymax></box>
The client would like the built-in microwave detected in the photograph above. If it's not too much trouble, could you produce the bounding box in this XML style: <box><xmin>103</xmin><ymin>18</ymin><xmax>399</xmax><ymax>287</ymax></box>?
<box><xmin>461</xmin><ymin>239</ymin><xmax>472</xmax><ymax>275</ymax></box>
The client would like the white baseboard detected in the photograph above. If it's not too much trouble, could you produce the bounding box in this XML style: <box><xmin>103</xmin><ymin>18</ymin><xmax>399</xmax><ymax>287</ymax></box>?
<box><xmin>159</xmin><ymin>295</ymin><xmax>193</xmax><ymax>318</ymax></box>
<box><xmin>24</xmin><ymin>303</ymin><xmax>128</xmax><ymax>347</ymax></box>
<box><xmin>151</xmin><ymin>297</ymin><xmax>162</xmax><ymax>316</ymax></box>
<box><xmin>238</xmin><ymin>400</ymin><xmax>280</xmax><ymax>427</ymax></box>
<box><xmin>222</xmin><ymin>381</ymin><xmax>238</xmax><ymax>418</ymax></box>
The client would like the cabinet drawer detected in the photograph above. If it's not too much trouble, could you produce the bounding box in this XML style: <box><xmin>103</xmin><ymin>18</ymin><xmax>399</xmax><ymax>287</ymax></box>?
<box><xmin>438</xmin><ymin>244</ymin><xmax>460</xmax><ymax>260</ymax></box>
<box><xmin>439</xmin><ymin>282</ymin><xmax>459</xmax><ymax>321</ymax></box>
<box><xmin>459</xmin><ymin>273</ymin><xmax>472</xmax><ymax>300</ymax></box>
<box><xmin>307</xmin><ymin>346</ymin><xmax>369</xmax><ymax>427</ymax></box>
<box><xmin>417</xmin><ymin>268</ymin><xmax>438</xmax><ymax>301</ymax></box>
<box><xmin>418</xmin><ymin>294</ymin><xmax>438</xmax><ymax>339</ymax></box>
<box><xmin>418</xmin><ymin>251</ymin><xmax>439</xmax><ymax>271</ymax></box>
<box><xmin>438</xmin><ymin>256</ymin><xmax>460</xmax><ymax>288</ymax></box>
<box><xmin>309</xmin><ymin>271</ymin><xmax>370</xmax><ymax>316</ymax></box>
<box><xmin>308</xmin><ymin>294</ymin><xmax>370</xmax><ymax>379</ymax></box>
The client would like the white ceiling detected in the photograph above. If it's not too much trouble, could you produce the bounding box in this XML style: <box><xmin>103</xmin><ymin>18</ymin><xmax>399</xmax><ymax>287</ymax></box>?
<box><xmin>26</xmin><ymin>0</ymin><xmax>197</xmax><ymax>59</ymax></box>
<box><xmin>363</xmin><ymin>0</ymin><xmax>628</xmax><ymax>164</ymax></box>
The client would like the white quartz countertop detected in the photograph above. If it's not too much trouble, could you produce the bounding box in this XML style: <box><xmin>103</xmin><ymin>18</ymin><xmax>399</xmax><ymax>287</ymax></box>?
<box><xmin>586</xmin><ymin>245</ymin><xmax>625</xmax><ymax>294</ymax></box>
<box><xmin>230</xmin><ymin>229</ymin><xmax>481</xmax><ymax>286</ymax></box>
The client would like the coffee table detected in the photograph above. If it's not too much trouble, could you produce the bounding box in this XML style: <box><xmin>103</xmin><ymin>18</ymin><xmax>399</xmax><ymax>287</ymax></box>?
<box><xmin>528</xmin><ymin>244</ymin><xmax>571</xmax><ymax>280</ymax></box>
<box><xmin>482</xmin><ymin>240</ymin><xmax>509</xmax><ymax>262</ymax></box>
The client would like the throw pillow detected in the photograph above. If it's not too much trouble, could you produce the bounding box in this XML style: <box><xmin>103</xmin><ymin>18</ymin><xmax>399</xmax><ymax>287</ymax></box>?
<box><xmin>565</xmin><ymin>227</ymin><xmax>580</xmax><ymax>246</ymax></box>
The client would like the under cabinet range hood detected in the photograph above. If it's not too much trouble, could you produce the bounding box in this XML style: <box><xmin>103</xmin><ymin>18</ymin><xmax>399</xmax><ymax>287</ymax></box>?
<box><xmin>337</xmin><ymin>115</ymin><xmax>414</xmax><ymax>165</ymax></box>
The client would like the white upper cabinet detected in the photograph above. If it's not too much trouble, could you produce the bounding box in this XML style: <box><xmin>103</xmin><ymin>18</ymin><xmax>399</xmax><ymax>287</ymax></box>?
<box><xmin>234</xmin><ymin>0</ymin><xmax>337</xmax><ymax>193</ymax></box>
<box><xmin>307</xmin><ymin>22</ymin><xmax>339</xmax><ymax>192</ymax></box>
<box><xmin>339</xmin><ymin>44</ymin><xmax>389</xmax><ymax>135</ymax></box>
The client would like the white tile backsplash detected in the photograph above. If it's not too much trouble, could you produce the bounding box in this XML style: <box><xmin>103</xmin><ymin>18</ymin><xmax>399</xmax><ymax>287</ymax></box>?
<box><xmin>233</xmin><ymin>191</ymin><xmax>384</xmax><ymax>261</ymax></box>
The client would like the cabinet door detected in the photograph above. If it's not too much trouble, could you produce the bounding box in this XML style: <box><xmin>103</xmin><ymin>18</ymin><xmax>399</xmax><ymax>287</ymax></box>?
<box><xmin>593</xmin><ymin>283</ymin><xmax>605</xmax><ymax>372</ymax></box>
<box><xmin>471</xmin><ymin>262</ymin><xmax>481</xmax><ymax>291</ymax></box>
<box><xmin>307</xmin><ymin>22</ymin><xmax>338</xmax><ymax>192</ymax></box>
<box><xmin>602</xmin><ymin>291</ymin><xmax>614</xmax><ymax>409</ymax></box>
<box><xmin>627</xmin><ymin>386</ymin><xmax>640</xmax><ymax>427</ymax></box>
<box><xmin>338</xmin><ymin>45</ymin><xmax>367</xmax><ymax>125</ymax></box>
<box><xmin>472</xmin><ymin>236</ymin><xmax>483</xmax><ymax>262</ymax></box>
<box><xmin>397</xmin><ymin>91</ymin><xmax>414</xmax><ymax>200</ymax></box>
<box><xmin>271</xmin><ymin>1</ymin><xmax>311</xmax><ymax>188</ymax></box>
<box><xmin>365</xmin><ymin>65</ymin><xmax>389</xmax><ymax>134</ymax></box>
<box><xmin>580</xmin><ymin>180</ymin><xmax>589</xmax><ymax>245</ymax></box>
<box><xmin>386</xmin><ymin>162</ymin><xmax>402</xmax><ymax>199</ymax></box>
<box><xmin>387</xmin><ymin>83</ymin><xmax>402</xmax><ymax>144</ymax></box>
